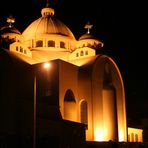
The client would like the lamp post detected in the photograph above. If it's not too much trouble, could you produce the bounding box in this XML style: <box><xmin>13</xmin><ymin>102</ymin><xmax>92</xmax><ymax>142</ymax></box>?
<box><xmin>33</xmin><ymin>75</ymin><xmax>36</xmax><ymax>148</ymax></box>
<box><xmin>33</xmin><ymin>62</ymin><xmax>51</xmax><ymax>148</ymax></box>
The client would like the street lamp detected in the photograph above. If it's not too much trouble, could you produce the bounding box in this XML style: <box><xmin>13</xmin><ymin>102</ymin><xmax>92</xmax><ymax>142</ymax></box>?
<box><xmin>33</xmin><ymin>62</ymin><xmax>51</xmax><ymax>148</ymax></box>
<box><xmin>33</xmin><ymin>74</ymin><xmax>36</xmax><ymax>148</ymax></box>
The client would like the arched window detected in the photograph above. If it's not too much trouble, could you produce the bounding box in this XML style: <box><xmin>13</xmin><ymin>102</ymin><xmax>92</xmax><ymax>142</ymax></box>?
<box><xmin>48</xmin><ymin>40</ymin><xmax>55</xmax><ymax>47</ymax></box>
<box><xmin>20</xmin><ymin>47</ymin><xmax>23</xmax><ymax>52</ymax></box>
<box><xmin>85</xmin><ymin>50</ymin><xmax>88</xmax><ymax>55</ymax></box>
<box><xmin>80</xmin><ymin>100</ymin><xmax>88</xmax><ymax>125</ymax></box>
<box><xmin>36</xmin><ymin>40</ymin><xmax>43</xmax><ymax>47</ymax></box>
<box><xmin>24</xmin><ymin>49</ymin><xmax>27</xmax><ymax>54</ymax></box>
<box><xmin>16</xmin><ymin>46</ymin><xmax>18</xmax><ymax>51</ymax></box>
<box><xmin>131</xmin><ymin>133</ymin><xmax>134</xmax><ymax>142</ymax></box>
<box><xmin>135</xmin><ymin>134</ymin><xmax>138</xmax><ymax>142</ymax></box>
<box><xmin>60</xmin><ymin>41</ymin><xmax>65</xmax><ymax>48</ymax></box>
<box><xmin>128</xmin><ymin>134</ymin><xmax>130</xmax><ymax>142</ymax></box>
<box><xmin>76</xmin><ymin>53</ymin><xmax>79</xmax><ymax>57</ymax></box>
<box><xmin>64</xmin><ymin>89</ymin><xmax>75</xmax><ymax>102</ymax></box>
<box><xmin>80</xmin><ymin>51</ymin><xmax>84</xmax><ymax>56</ymax></box>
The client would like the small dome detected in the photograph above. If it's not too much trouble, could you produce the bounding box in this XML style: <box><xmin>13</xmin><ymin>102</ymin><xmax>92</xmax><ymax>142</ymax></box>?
<box><xmin>77</xmin><ymin>33</ymin><xmax>104</xmax><ymax>49</ymax></box>
<box><xmin>77</xmin><ymin>22</ymin><xmax>104</xmax><ymax>49</ymax></box>
<box><xmin>0</xmin><ymin>25</ymin><xmax>23</xmax><ymax>49</ymax></box>
<box><xmin>79</xmin><ymin>33</ymin><xmax>96</xmax><ymax>40</ymax></box>
<box><xmin>0</xmin><ymin>15</ymin><xmax>22</xmax><ymax>41</ymax></box>
<box><xmin>22</xmin><ymin>7</ymin><xmax>75</xmax><ymax>41</ymax></box>
<box><xmin>0</xmin><ymin>25</ymin><xmax>23</xmax><ymax>41</ymax></box>
<box><xmin>0</xmin><ymin>25</ymin><xmax>21</xmax><ymax>35</ymax></box>
<box><xmin>0</xmin><ymin>26</ymin><xmax>23</xmax><ymax>44</ymax></box>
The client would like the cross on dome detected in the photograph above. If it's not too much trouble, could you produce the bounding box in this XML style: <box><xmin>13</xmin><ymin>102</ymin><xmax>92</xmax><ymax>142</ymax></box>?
<box><xmin>46</xmin><ymin>0</ymin><xmax>50</xmax><ymax>7</ymax></box>
<box><xmin>7</xmin><ymin>15</ymin><xmax>15</xmax><ymax>28</ymax></box>
<box><xmin>84</xmin><ymin>22</ymin><xmax>93</xmax><ymax>34</ymax></box>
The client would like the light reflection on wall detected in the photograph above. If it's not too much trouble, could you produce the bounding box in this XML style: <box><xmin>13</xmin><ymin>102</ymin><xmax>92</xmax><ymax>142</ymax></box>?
<box><xmin>94</xmin><ymin>127</ymin><xmax>126</xmax><ymax>142</ymax></box>
<box><xmin>118</xmin><ymin>130</ymin><xmax>124</xmax><ymax>142</ymax></box>
<box><xmin>94</xmin><ymin>128</ymin><xmax>104</xmax><ymax>141</ymax></box>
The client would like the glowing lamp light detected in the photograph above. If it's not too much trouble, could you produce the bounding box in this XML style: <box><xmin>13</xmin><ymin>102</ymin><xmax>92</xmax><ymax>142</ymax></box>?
<box><xmin>43</xmin><ymin>62</ymin><xmax>51</xmax><ymax>69</ymax></box>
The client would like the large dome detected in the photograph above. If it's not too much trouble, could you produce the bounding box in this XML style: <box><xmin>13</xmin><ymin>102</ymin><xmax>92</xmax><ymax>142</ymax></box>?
<box><xmin>22</xmin><ymin>7</ymin><xmax>75</xmax><ymax>40</ymax></box>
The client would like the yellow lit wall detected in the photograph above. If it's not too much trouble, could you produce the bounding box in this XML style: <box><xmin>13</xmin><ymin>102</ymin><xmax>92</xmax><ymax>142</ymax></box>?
<box><xmin>91</xmin><ymin>57</ymin><xmax>127</xmax><ymax>142</ymax></box>
<box><xmin>1</xmin><ymin>2</ymin><xmax>129</xmax><ymax>144</ymax></box>
<box><xmin>103</xmin><ymin>87</ymin><xmax>118</xmax><ymax>141</ymax></box>
<box><xmin>128</xmin><ymin>127</ymin><xmax>143</xmax><ymax>142</ymax></box>
<box><xmin>58</xmin><ymin>60</ymin><xmax>79</xmax><ymax>122</ymax></box>
<box><xmin>64</xmin><ymin>102</ymin><xmax>77</xmax><ymax>121</ymax></box>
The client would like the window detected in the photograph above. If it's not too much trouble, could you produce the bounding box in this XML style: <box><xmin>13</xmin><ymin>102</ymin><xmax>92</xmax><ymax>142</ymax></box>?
<box><xmin>48</xmin><ymin>40</ymin><xmax>55</xmax><ymax>47</ymax></box>
<box><xmin>82</xmin><ymin>44</ymin><xmax>86</xmax><ymax>47</ymax></box>
<box><xmin>80</xmin><ymin>51</ymin><xmax>84</xmax><ymax>56</ymax></box>
<box><xmin>60</xmin><ymin>41</ymin><xmax>65</xmax><ymax>48</ymax></box>
<box><xmin>85</xmin><ymin>50</ymin><xmax>88</xmax><ymax>55</ymax></box>
<box><xmin>24</xmin><ymin>49</ymin><xmax>27</xmax><ymax>54</ymax></box>
<box><xmin>76</xmin><ymin>53</ymin><xmax>79</xmax><ymax>57</ymax></box>
<box><xmin>80</xmin><ymin>100</ymin><xmax>88</xmax><ymax>125</ymax></box>
<box><xmin>36</xmin><ymin>40</ymin><xmax>43</xmax><ymax>47</ymax></box>
<box><xmin>20</xmin><ymin>47</ymin><xmax>23</xmax><ymax>52</ymax></box>
<box><xmin>131</xmin><ymin>133</ymin><xmax>134</xmax><ymax>142</ymax></box>
<box><xmin>128</xmin><ymin>134</ymin><xmax>130</xmax><ymax>142</ymax></box>
<box><xmin>135</xmin><ymin>134</ymin><xmax>138</xmax><ymax>142</ymax></box>
<box><xmin>64</xmin><ymin>89</ymin><xmax>75</xmax><ymax>102</ymax></box>
<box><xmin>16</xmin><ymin>46</ymin><xmax>18</xmax><ymax>51</ymax></box>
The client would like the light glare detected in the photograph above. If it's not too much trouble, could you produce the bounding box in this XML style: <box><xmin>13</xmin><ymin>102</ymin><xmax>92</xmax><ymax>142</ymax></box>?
<box><xmin>43</xmin><ymin>62</ymin><xmax>51</xmax><ymax>69</ymax></box>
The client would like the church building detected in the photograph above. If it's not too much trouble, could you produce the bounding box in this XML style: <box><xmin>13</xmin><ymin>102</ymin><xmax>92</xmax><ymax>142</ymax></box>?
<box><xmin>0</xmin><ymin>1</ymin><xmax>142</xmax><ymax>147</ymax></box>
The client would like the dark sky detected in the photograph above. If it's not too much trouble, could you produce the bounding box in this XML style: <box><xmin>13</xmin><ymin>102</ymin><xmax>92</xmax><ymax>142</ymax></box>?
<box><xmin>0</xmin><ymin>0</ymin><xmax>147</xmax><ymax>124</ymax></box>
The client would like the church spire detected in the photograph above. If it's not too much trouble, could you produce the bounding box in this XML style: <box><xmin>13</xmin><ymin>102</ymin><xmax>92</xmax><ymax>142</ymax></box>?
<box><xmin>84</xmin><ymin>22</ymin><xmax>93</xmax><ymax>34</ymax></box>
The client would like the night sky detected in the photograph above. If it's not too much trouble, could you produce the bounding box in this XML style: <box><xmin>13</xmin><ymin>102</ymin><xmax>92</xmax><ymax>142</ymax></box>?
<box><xmin>0</xmin><ymin>0</ymin><xmax>147</xmax><ymax>125</ymax></box>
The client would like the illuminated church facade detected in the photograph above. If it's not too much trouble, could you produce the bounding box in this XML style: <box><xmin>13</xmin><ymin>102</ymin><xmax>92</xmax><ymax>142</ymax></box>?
<box><xmin>0</xmin><ymin>1</ymin><xmax>143</xmax><ymax>147</ymax></box>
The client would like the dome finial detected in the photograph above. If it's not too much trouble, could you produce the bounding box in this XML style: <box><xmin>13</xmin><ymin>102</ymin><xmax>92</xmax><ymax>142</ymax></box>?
<box><xmin>7</xmin><ymin>15</ymin><xmax>15</xmax><ymax>28</ymax></box>
<box><xmin>84</xmin><ymin>22</ymin><xmax>93</xmax><ymax>34</ymax></box>
<box><xmin>41</xmin><ymin>0</ymin><xmax>54</xmax><ymax>16</ymax></box>
<box><xmin>46</xmin><ymin>0</ymin><xmax>50</xmax><ymax>7</ymax></box>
